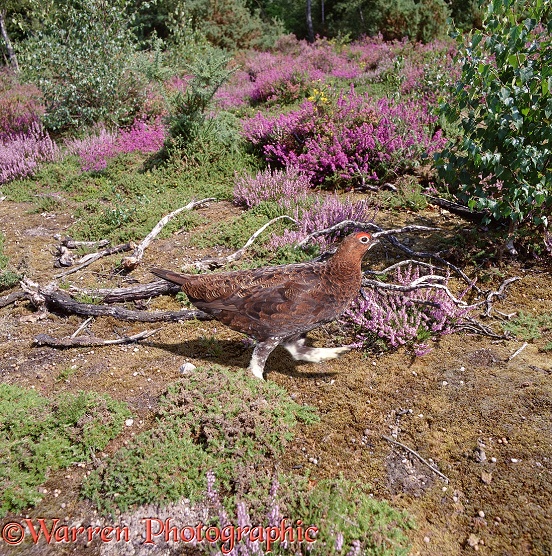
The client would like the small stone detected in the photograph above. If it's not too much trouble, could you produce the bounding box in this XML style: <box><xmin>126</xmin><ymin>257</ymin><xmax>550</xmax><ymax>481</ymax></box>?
<box><xmin>467</xmin><ymin>533</ymin><xmax>480</xmax><ymax>547</ymax></box>
<box><xmin>511</xmin><ymin>458</ymin><xmax>519</xmax><ymax>463</ymax></box>
<box><xmin>125</xmin><ymin>418</ymin><xmax>134</xmax><ymax>427</ymax></box>
<box><xmin>180</xmin><ymin>362</ymin><xmax>197</xmax><ymax>374</ymax></box>
<box><xmin>442</xmin><ymin>380</ymin><xmax>448</xmax><ymax>386</ymax></box>
<box><xmin>423</xmin><ymin>536</ymin><xmax>430</xmax><ymax>543</ymax></box>
<box><xmin>491</xmin><ymin>457</ymin><xmax>497</xmax><ymax>463</ymax></box>
<box><xmin>481</xmin><ymin>471</ymin><xmax>493</xmax><ymax>484</ymax></box>
<box><xmin>478</xmin><ymin>510</ymin><xmax>485</xmax><ymax>518</ymax></box>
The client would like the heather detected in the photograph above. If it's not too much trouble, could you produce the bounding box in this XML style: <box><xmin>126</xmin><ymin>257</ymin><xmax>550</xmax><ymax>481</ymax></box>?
<box><xmin>0</xmin><ymin>69</ymin><xmax>44</xmax><ymax>141</ymax></box>
<box><xmin>233</xmin><ymin>167</ymin><xmax>311</xmax><ymax>208</ymax></box>
<box><xmin>65</xmin><ymin>118</ymin><xmax>165</xmax><ymax>172</ymax></box>
<box><xmin>269</xmin><ymin>195</ymin><xmax>374</xmax><ymax>249</ymax></box>
<box><xmin>216</xmin><ymin>35</ymin><xmax>456</xmax><ymax>109</ymax></box>
<box><xmin>345</xmin><ymin>265</ymin><xmax>473</xmax><ymax>355</ymax></box>
<box><xmin>243</xmin><ymin>88</ymin><xmax>445</xmax><ymax>187</ymax></box>
<box><xmin>0</xmin><ymin>121</ymin><xmax>59</xmax><ymax>184</ymax></box>
<box><xmin>204</xmin><ymin>472</ymin><xmax>412</xmax><ymax>555</ymax></box>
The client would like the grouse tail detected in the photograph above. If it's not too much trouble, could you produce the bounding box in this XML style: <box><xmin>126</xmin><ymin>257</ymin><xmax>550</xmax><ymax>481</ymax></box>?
<box><xmin>150</xmin><ymin>267</ymin><xmax>188</xmax><ymax>286</ymax></box>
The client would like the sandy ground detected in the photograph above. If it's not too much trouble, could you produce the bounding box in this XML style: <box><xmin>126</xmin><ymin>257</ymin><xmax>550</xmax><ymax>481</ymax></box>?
<box><xmin>0</xmin><ymin>198</ymin><xmax>551</xmax><ymax>556</ymax></box>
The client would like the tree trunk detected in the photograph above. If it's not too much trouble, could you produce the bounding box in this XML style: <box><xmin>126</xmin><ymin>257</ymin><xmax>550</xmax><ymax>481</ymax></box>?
<box><xmin>0</xmin><ymin>11</ymin><xmax>19</xmax><ymax>72</ymax></box>
<box><xmin>306</xmin><ymin>0</ymin><xmax>314</xmax><ymax>42</ymax></box>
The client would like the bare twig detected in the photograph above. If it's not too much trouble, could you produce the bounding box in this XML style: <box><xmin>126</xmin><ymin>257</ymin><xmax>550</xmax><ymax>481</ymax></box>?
<box><xmin>382</xmin><ymin>435</ymin><xmax>449</xmax><ymax>483</ymax></box>
<box><xmin>71</xmin><ymin>317</ymin><xmax>94</xmax><ymax>338</ymax></box>
<box><xmin>189</xmin><ymin>215</ymin><xmax>300</xmax><ymax>271</ymax></box>
<box><xmin>55</xmin><ymin>236</ymin><xmax>110</xmax><ymax>250</ymax></box>
<box><xmin>35</xmin><ymin>329</ymin><xmax>159</xmax><ymax>348</ymax></box>
<box><xmin>482</xmin><ymin>276</ymin><xmax>522</xmax><ymax>317</ymax></box>
<box><xmin>296</xmin><ymin>220</ymin><xmax>437</xmax><ymax>247</ymax></box>
<box><xmin>121</xmin><ymin>198</ymin><xmax>216</xmax><ymax>271</ymax></box>
<box><xmin>54</xmin><ymin>242</ymin><xmax>134</xmax><ymax>278</ymax></box>
<box><xmin>508</xmin><ymin>342</ymin><xmax>528</xmax><ymax>361</ymax></box>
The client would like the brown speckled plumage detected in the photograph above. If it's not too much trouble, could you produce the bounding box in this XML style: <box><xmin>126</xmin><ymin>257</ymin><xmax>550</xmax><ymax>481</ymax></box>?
<box><xmin>151</xmin><ymin>231</ymin><xmax>377</xmax><ymax>378</ymax></box>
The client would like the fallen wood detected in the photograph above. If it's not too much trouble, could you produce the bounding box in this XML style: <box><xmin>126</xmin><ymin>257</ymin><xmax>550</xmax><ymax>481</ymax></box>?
<box><xmin>20</xmin><ymin>277</ymin><xmax>212</xmax><ymax>323</ymax></box>
<box><xmin>43</xmin><ymin>289</ymin><xmax>212</xmax><ymax>322</ymax></box>
<box><xmin>54</xmin><ymin>242</ymin><xmax>134</xmax><ymax>278</ymax></box>
<box><xmin>69</xmin><ymin>280</ymin><xmax>181</xmax><ymax>303</ymax></box>
<box><xmin>382</xmin><ymin>435</ymin><xmax>449</xmax><ymax>483</ymax></box>
<box><xmin>34</xmin><ymin>329</ymin><xmax>159</xmax><ymax>348</ymax></box>
<box><xmin>0</xmin><ymin>290</ymin><xmax>26</xmax><ymax>308</ymax></box>
<box><xmin>188</xmin><ymin>215</ymin><xmax>299</xmax><ymax>271</ymax></box>
<box><xmin>121</xmin><ymin>198</ymin><xmax>216</xmax><ymax>271</ymax></box>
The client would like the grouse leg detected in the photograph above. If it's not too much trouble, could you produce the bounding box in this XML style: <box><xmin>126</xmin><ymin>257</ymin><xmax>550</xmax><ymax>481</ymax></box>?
<box><xmin>283</xmin><ymin>334</ymin><xmax>351</xmax><ymax>363</ymax></box>
<box><xmin>248</xmin><ymin>338</ymin><xmax>281</xmax><ymax>380</ymax></box>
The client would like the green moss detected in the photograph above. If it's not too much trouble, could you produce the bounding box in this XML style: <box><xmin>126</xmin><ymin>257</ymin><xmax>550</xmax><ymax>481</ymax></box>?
<box><xmin>0</xmin><ymin>385</ymin><xmax>130</xmax><ymax>516</ymax></box>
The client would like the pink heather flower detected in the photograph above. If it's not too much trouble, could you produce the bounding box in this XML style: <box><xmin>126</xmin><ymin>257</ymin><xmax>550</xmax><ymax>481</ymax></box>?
<box><xmin>243</xmin><ymin>88</ymin><xmax>445</xmax><ymax>187</ymax></box>
<box><xmin>0</xmin><ymin>121</ymin><xmax>59</xmax><ymax>184</ymax></box>
<box><xmin>344</xmin><ymin>265</ymin><xmax>473</xmax><ymax>355</ymax></box>
<box><xmin>233</xmin><ymin>167</ymin><xmax>311</xmax><ymax>208</ymax></box>
<box><xmin>66</xmin><ymin>118</ymin><xmax>165</xmax><ymax>172</ymax></box>
<box><xmin>269</xmin><ymin>194</ymin><xmax>373</xmax><ymax>249</ymax></box>
<box><xmin>65</xmin><ymin>127</ymin><xmax>117</xmax><ymax>172</ymax></box>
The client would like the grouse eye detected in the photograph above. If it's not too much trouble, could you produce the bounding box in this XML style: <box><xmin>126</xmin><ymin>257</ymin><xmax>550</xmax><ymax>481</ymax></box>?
<box><xmin>359</xmin><ymin>235</ymin><xmax>370</xmax><ymax>244</ymax></box>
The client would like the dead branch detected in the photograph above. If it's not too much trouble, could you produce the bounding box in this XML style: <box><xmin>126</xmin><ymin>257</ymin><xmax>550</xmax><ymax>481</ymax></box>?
<box><xmin>508</xmin><ymin>342</ymin><xmax>528</xmax><ymax>361</ymax></box>
<box><xmin>54</xmin><ymin>242</ymin><xmax>134</xmax><ymax>279</ymax></box>
<box><xmin>482</xmin><ymin>276</ymin><xmax>522</xmax><ymax>317</ymax></box>
<box><xmin>34</xmin><ymin>329</ymin><xmax>159</xmax><ymax>348</ymax></box>
<box><xmin>382</xmin><ymin>435</ymin><xmax>449</xmax><ymax>483</ymax></box>
<box><xmin>296</xmin><ymin>220</ymin><xmax>438</xmax><ymax>247</ymax></box>
<box><xmin>69</xmin><ymin>280</ymin><xmax>181</xmax><ymax>303</ymax></box>
<box><xmin>455</xmin><ymin>317</ymin><xmax>508</xmax><ymax>339</ymax></box>
<box><xmin>59</xmin><ymin>237</ymin><xmax>110</xmax><ymax>250</ymax></box>
<box><xmin>188</xmin><ymin>215</ymin><xmax>300</xmax><ymax>271</ymax></box>
<box><xmin>365</xmin><ymin>260</ymin><xmax>441</xmax><ymax>276</ymax></box>
<box><xmin>121</xmin><ymin>198</ymin><xmax>216</xmax><ymax>271</ymax></box>
<box><xmin>21</xmin><ymin>279</ymin><xmax>212</xmax><ymax>323</ymax></box>
<box><xmin>71</xmin><ymin>316</ymin><xmax>93</xmax><ymax>338</ymax></box>
<box><xmin>0</xmin><ymin>290</ymin><xmax>26</xmax><ymax>308</ymax></box>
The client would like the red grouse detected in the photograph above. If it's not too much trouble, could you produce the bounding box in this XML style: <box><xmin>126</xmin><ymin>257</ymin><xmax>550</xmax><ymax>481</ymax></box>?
<box><xmin>151</xmin><ymin>231</ymin><xmax>377</xmax><ymax>379</ymax></box>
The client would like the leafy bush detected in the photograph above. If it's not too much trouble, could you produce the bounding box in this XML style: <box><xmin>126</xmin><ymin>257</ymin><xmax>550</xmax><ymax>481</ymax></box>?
<box><xmin>162</xmin><ymin>46</ymin><xmax>236</xmax><ymax>159</ymax></box>
<box><xmin>436</xmin><ymin>0</ymin><xmax>552</xmax><ymax>236</ymax></box>
<box><xmin>82</xmin><ymin>366</ymin><xmax>318</xmax><ymax>514</ymax></box>
<box><xmin>0</xmin><ymin>385</ymin><xmax>130</xmax><ymax>516</ymax></box>
<box><xmin>0</xmin><ymin>121</ymin><xmax>60</xmax><ymax>184</ymax></box>
<box><xmin>243</xmin><ymin>88</ymin><xmax>445</xmax><ymax>188</ymax></box>
<box><xmin>18</xmin><ymin>0</ymin><xmax>143</xmax><ymax>131</ymax></box>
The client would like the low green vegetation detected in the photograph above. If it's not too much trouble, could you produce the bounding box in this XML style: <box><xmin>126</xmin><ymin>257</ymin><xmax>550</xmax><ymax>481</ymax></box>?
<box><xmin>82</xmin><ymin>365</ymin><xmax>319</xmax><ymax>514</ymax></box>
<box><xmin>502</xmin><ymin>311</ymin><xmax>552</xmax><ymax>341</ymax></box>
<box><xmin>0</xmin><ymin>232</ymin><xmax>19</xmax><ymax>290</ymax></box>
<box><xmin>0</xmin><ymin>385</ymin><xmax>131</xmax><ymax>516</ymax></box>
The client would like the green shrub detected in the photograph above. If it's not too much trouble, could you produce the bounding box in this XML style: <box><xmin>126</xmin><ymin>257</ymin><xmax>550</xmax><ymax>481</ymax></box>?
<box><xmin>162</xmin><ymin>46</ymin><xmax>236</xmax><ymax>159</ymax></box>
<box><xmin>18</xmin><ymin>0</ymin><xmax>143</xmax><ymax>131</ymax></box>
<box><xmin>0</xmin><ymin>385</ymin><xmax>130</xmax><ymax>516</ymax></box>
<box><xmin>435</xmin><ymin>0</ymin><xmax>552</xmax><ymax>238</ymax></box>
<box><xmin>82</xmin><ymin>366</ymin><xmax>319</xmax><ymax>514</ymax></box>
